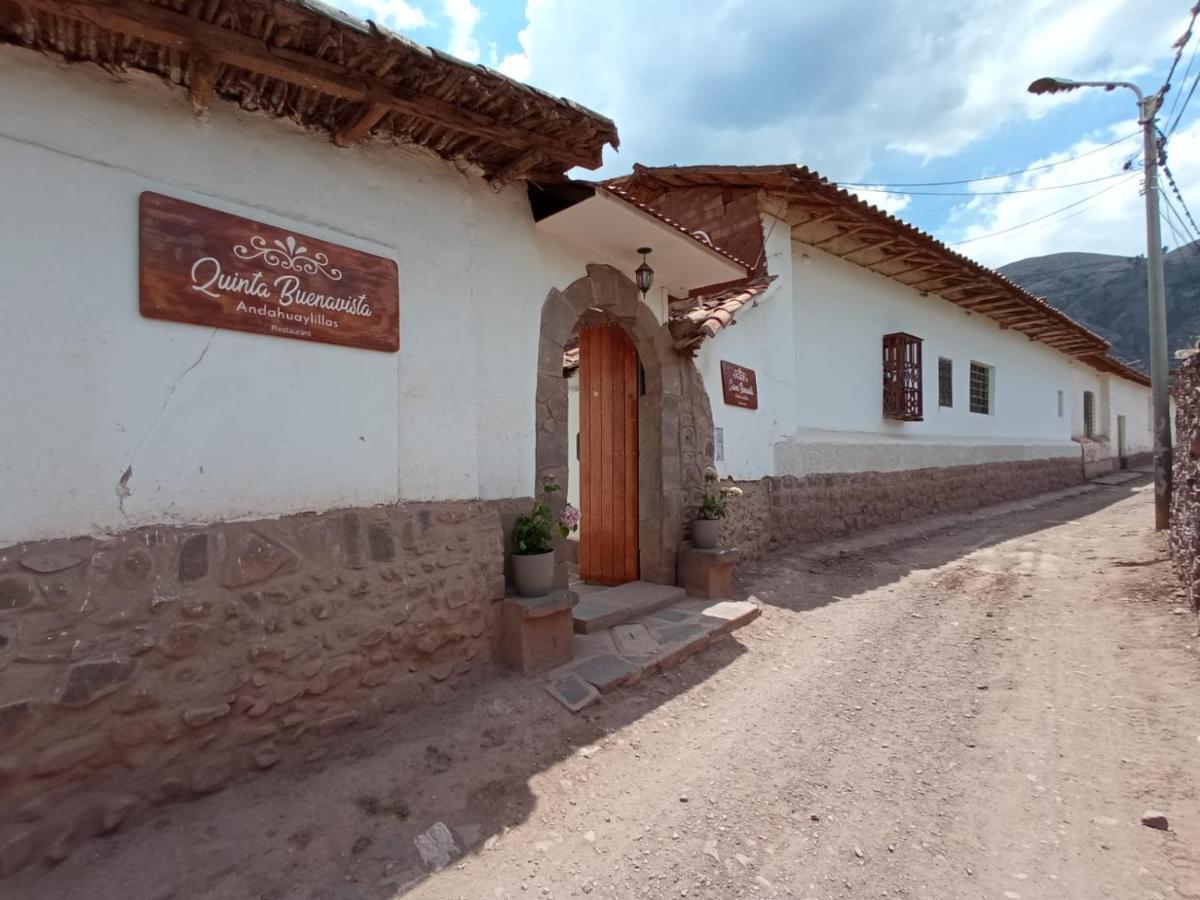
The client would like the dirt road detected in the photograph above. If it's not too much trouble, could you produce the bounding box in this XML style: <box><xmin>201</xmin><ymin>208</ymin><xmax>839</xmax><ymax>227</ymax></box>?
<box><xmin>8</xmin><ymin>480</ymin><xmax>1200</xmax><ymax>900</ymax></box>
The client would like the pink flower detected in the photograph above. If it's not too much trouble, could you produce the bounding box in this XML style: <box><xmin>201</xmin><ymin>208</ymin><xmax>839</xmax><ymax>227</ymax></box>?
<box><xmin>558</xmin><ymin>504</ymin><xmax>581</xmax><ymax>535</ymax></box>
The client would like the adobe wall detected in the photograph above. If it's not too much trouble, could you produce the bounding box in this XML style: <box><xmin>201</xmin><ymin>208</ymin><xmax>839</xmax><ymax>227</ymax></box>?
<box><xmin>0</xmin><ymin>499</ymin><xmax>515</xmax><ymax>876</ymax></box>
<box><xmin>720</xmin><ymin>457</ymin><xmax>1084</xmax><ymax>562</ymax></box>
<box><xmin>629</xmin><ymin>185</ymin><xmax>766</xmax><ymax>272</ymax></box>
<box><xmin>1170</xmin><ymin>355</ymin><xmax>1200</xmax><ymax>612</ymax></box>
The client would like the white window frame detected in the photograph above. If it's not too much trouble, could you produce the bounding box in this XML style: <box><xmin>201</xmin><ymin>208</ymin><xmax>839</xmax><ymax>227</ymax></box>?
<box><xmin>969</xmin><ymin>361</ymin><xmax>994</xmax><ymax>416</ymax></box>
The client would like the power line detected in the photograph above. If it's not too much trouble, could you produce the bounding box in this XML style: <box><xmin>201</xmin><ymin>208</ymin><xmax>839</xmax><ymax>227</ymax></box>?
<box><xmin>1161</xmin><ymin>4</ymin><xmax>1200</xmax><ymax>137</ymax></box>
<box><xmin>949</xmin><ymin>176</ymin><xmax>1138</xmax><ymax>246</ymax></box>
<box><xmin>1158</xmin><ymin>196</ymin><xmax>1200</xmax><ymax>301</ymax></box>
<box><xmin>1162</xmin><ymin>191</ymin><xmax>1200</xmax><ymax>248</ymax></box>
<box><xmin>1161</xmin><ymin>161</ymin><xmax>1200</xmax><ymax>239</ymax></box>
<box><xmin>847</xmin><ymin>171</ymin><xmax>1130</xmax><ymax>198</ymax></box>
<box><xmin>1164</xmin><ymin>37</ymin><xmax>1199</xmax><ymax>127</ymax></box>
<box><xmin>1160</xmin><ymin>4</ymin><xmax>1200</xmax><ymax>101</ymax></box>
<box><xmin>1166</xmin><ymin>70</ymin><xmax>1200</xmax><ymax>137</ymax></box>
<box><xmin>834</xmin><ymin>132</ymin><xmax>1139</xmax><ymax>189</ymax></box>
<box><xmin>1161</xmin><ymin>193</ymin><xmax>1194</xmax><ymax>245</ymax></box>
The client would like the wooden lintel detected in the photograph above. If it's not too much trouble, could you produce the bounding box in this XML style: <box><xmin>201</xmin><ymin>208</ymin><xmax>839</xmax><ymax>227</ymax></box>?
<box><xmin>187</xmin><ymin>52</ymin><xmax>218</xmax><ymax>116</ymax></box>
<box><xmin>20</xmin><ymin>0</ymin><xmax>598</xmax><ymax>169</ymax></box>
<box><xmin>334</xmin><ymin>102</ymin><xmax>391</xmax><ymax>147</ymax></box>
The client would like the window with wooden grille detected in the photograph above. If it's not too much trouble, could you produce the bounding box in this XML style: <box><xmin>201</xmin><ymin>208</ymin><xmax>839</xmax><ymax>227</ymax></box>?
<box><xmin>882</xmin><ymin>332</ymin><xmax>923</xmax><ymax>421</ymax></box>
<box><xmin>938</xmin><ymin>357</ymin><xmax>953</xmax><ymax>408</ymax></box>
<box><xmin>969</xmin><ymin>361</ymin><xmax>992</xmax><ymax>415</ymax></box>
<box><xmin>1083</xmin><ymin>390</ymin><xmax>1096</xmax><ymax>437</ymax></box>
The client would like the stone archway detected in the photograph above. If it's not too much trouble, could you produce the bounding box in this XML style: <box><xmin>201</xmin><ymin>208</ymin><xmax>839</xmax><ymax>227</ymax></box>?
<box><xmin>535</xmin><ymin>264</ymin><xmax>714</xmax><ymax>586</ymax></box>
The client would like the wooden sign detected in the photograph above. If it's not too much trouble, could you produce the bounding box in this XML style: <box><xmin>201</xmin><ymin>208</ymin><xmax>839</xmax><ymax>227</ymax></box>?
<box><xmin>720</xmin><ymin>360</ymin><xmax>758</xmax><ymax>410</ymax></box>
<box><xmin>139</xmin><ymin>192</ymin><xmax>399</xmax><ymax>352</ymax></box>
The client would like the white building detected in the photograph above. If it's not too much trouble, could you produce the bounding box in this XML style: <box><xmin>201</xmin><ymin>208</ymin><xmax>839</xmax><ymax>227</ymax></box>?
<box><xmin>0</xmin><ymin>0</ymin><xmax>1156</xmax><ymax>874</ymax></box>
<box><xmin>606</xmin><ymin>165</ymin><xmax>1155</xmax><ymax>557</ymax></box>
<box><xmin>0</xmin><ymin>0</ymin><xmax>743</xmax><ymax>874</ymax></box>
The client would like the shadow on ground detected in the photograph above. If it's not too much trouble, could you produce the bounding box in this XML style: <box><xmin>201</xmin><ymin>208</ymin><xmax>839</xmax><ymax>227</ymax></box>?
<box><xmin>4</xmin><ymin>480</ymin><xmax>1146</xmax><ymax>900</ymax></box>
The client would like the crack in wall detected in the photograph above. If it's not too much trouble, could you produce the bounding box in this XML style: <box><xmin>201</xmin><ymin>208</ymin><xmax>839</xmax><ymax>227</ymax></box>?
<box><xmin>116</xmin><ymin>328</ymin><xmax>218</xmax><ymax>516</ymax></box>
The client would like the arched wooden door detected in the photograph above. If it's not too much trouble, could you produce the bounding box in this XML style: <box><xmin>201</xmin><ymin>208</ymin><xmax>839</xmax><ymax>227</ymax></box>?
<box><xmin>578</xmin><ymin>323</ymin><xmax>639</xmax><ymax>586</ymax></box>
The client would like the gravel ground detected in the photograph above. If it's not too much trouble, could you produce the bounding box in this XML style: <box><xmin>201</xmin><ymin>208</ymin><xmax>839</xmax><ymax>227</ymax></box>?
<box><xmin>8</xmin><ymin>479</ymin><xmax>1200</xmax><ymax>900</ymax></box>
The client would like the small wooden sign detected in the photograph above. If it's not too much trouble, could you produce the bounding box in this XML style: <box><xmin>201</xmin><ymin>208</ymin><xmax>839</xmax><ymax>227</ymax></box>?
<box><xmin>139</xmin><ymin>192</ymin><xmax>399</xmax><ymax>352</ymax></box>
<box><xmin>720</xmin><ymin>360</ymin><xmax>758</xmax><ymax>410</ymax></box>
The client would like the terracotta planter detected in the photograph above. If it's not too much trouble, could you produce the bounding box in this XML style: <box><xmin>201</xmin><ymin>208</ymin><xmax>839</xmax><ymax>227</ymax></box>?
<box><xmin>692</xmin><ymin>518</ymin><xmax>721</xmax><ymax>550</ymax></box>
<box><xmin>512</xmin><ymin>550</ymin><xmax>555</xmax><ymax>597</ymax></box>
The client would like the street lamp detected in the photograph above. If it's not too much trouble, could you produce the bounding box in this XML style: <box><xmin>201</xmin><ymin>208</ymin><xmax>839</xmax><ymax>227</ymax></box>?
<box><xmin>1029</xmin><ymin>75</ymin><xmax>1172</xmax><ymax>530</ymax></box>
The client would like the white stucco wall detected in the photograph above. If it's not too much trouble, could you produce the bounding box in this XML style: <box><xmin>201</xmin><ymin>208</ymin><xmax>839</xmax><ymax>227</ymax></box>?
<box><xmin>567</xmin><ymin>373</ymin><xmax>581</xmax><ymax>509</ymax></box>
<box><xmin>1108</xmin><ymin>374</ymin><xmax>1155</xmax><ymax>456</ymax></box>
<box><xmin>694</xmin><ymin>211</ymin><xmax>797</xmax><ymax>480</ymax></box>
<box><xmin>1069</xmin><ymin>364</ymin><xmax>1106</xmax><ymax>439</ymax></box>
<box><xmin>696</xmin><ymin>224</ymin><xmax>1154</xmax><ymax>480</ymax></box>
<box><xmin>0</xmin><ymin>48</ymin><xmax>648</xmax><ymax>545</ymax></box>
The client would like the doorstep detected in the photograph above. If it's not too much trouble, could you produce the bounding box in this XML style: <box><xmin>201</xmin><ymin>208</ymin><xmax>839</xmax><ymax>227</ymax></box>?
<box><xmin>543</xmin><ymin>596</ymin><xmax>761</xmax><ymax>712</ymax></box>
<box><xmin>571</xmin><ymin>581</ymin><xmax>687</xmax><ymax>633</ymax></box>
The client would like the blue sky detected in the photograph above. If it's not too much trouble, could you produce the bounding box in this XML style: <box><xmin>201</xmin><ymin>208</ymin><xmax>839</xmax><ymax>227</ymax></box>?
<box><xmin>331</xmin><ymin>0</ymin><xmax>1199</xmax><ymax>268</ymax></box>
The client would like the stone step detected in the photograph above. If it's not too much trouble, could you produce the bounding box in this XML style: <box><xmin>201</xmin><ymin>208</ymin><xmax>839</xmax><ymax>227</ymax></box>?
<box><xmin>544</xmin><ymin>597</ymin><xmax>762</xmax><ymax>711</ymax></box>
<box><xmin>571</xmin><ymin>581</ymin><xmax>687</xmax><ymax>634</ymax></box>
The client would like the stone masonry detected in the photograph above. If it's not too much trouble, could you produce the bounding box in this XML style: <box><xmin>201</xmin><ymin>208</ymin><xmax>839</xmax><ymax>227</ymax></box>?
<box><xmin>1171</xmin><ymin>354</ymin><xmax>1200</xmax><ymax>612</ymax></box>
<box><xmin>537</xmin><ymin>265</ymin><xmax>716</xmax><ymax>585</ymax></box>
<box><xmin>721</xmin><ymin>457</ymin><xmax>1085</xmax><ymax>562</ymax></box>
<box><xmin>0</xmin><ymin>500</ymin><xmax>509</xmax><ymax>876</ymax></box>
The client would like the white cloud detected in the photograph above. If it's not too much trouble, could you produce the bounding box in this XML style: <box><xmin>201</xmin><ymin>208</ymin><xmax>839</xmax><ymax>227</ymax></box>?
<box><xmin>350</xmin><ymin>0</ymin><xmax>427</xmax><ymax>30</ymax></box>
<box><xmin>946</xmin><ymin>118</ymin><xmax>1200</xmax><ymax>266</ymax></box>
<box><xmin>444</xmin><ymin>0</ymin><xmax>481</xmax><ymax>62</ymax></box>
<box><xmin>501</xmin><ymin>0</ymin><xmax>1182</xmax><ymax>181</ymax></box>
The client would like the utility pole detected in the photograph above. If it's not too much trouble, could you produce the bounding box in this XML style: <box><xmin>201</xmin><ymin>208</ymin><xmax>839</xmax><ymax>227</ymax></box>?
<box><xmin>1029</xmin><ymin>77</ymin><xmax>1173</xmax><ymax>529</ymax></box>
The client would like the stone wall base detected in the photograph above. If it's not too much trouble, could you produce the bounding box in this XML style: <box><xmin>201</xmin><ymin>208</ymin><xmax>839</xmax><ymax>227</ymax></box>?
<box><xmin>0</xmin><ymin>499</ymin><xmax>519</xmax><ymax>876</ymax></box>
<box><xmin>720</xmin><ymin>456</ymin><xmax>1085</xmax><ymax>562</ymax></box>
<box><xmin>1171</xmin><ymin>355</ymin><xmax>1200</xmax><ymax>612</ymax></box>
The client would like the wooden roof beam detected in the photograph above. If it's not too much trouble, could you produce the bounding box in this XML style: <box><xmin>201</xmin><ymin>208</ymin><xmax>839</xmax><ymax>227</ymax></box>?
<box><xmin>905</xmin><ymin>271</ymin><xmax>968</xmax><ymax>291</ymax></box>
<box><xmin>954</xmin><ymin>291</ymin><xmax>1013</xmax><ymax>309</ymax></box>
<box><xmin>865</xmin><ymin>248</ymin><xmax>931</xmax><ymax>275</ymax></box>
<box><xmin>1003</xmin><ymin>313</ymin><xmax>1058</xmax><ymax>327</ymax></box>
<box><xmin>883</xmin><ymin>258</ymin><xmax>948</xmax><ymax>280</ymax></box>
<box><xmin>487</xmin><ymin>149</ymin><xmax>544</xmax><ymax>191</ymax></box>
<box><xmin>334</xmin><ymin>103</ymin><xmax>390</xmax><ymax>146</ymax></box>
<box><xmin>22</xmin><ymin>0</ymin><xmax>600</xmax><ymax>169</ymax></box>
<box><xmin>186</xmin><ymin>51</ymin><xmax>218</xmax><ymax>116</ymax></box>
<box><xmin>844</xmin><ymin>236</ymin><xmax>902</xmax><ymax>260</ymax></box>
<box><xmin>809</xmin><ymin>223</ymin><xmax>871</xmax><ymax>248</ymax></box>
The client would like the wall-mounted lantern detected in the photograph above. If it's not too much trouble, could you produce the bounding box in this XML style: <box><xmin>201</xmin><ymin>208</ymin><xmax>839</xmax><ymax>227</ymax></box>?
<box><xmin>635</xmin><ymin>247</ymin><xmax>654</xmax><ymax>299</ymax></box>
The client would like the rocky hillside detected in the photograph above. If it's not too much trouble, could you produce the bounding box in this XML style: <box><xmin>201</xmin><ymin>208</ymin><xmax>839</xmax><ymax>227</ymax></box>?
<box><xmin>998</xmin><ymin>242</ymin><xmax>1200</xmax><ymax>371</ymax></box>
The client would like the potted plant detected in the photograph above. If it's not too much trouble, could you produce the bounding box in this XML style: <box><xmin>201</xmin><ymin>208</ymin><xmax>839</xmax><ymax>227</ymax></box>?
<box><xmin>693</xmin><ymin>467</ymin><xmax>742</xmax><ymax>550</ymax></box>
<box><xmin>511</xmin><ymin>478</ymin><xmax>581</xmax><ymax>597</ymax></box>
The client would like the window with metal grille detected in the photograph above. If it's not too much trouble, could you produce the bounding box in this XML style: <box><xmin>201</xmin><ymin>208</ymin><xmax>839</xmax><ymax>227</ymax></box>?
<box><xmin>969</xmin><ymin>362</ymin><xmax>992</xmax><ymax>414</ymax></box>
<box><xmin>938</xmin><ymin>357</ymin><xmax>953</xmax><ymax>408</ymax></box>
<box><xmin>882</xmin><ymin>332</ymin><xmax>923</xmax><ymax>421</ymax></box>
<box><xmin>1083</xmin><ymin>390</ymin><xmax>1096</xmax><ymax>437</ymax></box>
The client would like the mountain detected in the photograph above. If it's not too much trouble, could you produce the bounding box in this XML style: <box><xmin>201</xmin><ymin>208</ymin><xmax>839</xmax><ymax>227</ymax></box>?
<box><xmin>997</xmin><ymin>242</ymin><xmax>1200</xmax><ymax>372</ymax></box>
